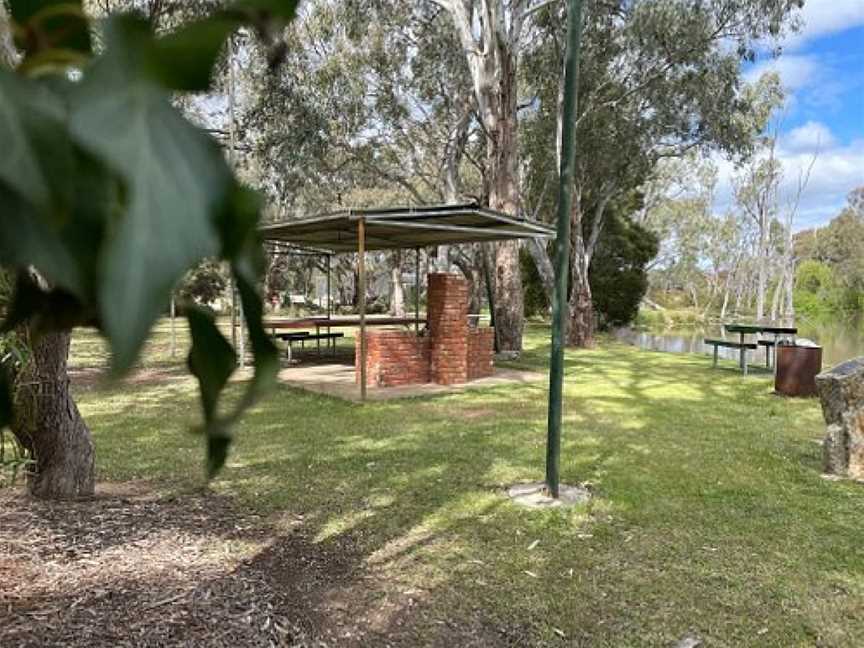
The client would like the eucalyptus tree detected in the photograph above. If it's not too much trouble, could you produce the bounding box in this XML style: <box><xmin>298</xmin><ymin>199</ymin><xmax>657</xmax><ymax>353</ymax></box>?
<box><xmin>428</xmin><ymin>0</ymin><xmax>571</xmax><ymax>352</ymax></box>
<box><xmin>245</xmin><ymin>1</ymin><xmax>492</xmax><ymax>320</ymax></box>
<box><xmin>733</xmin><ymin>140</ymin><xmax>781</xmax><ymax>321</ymax></box>
<box><xmin>520</xmin><ymin>0</ymin><xmax>795</xmax><ymax>346</ymax></box>
<box><xmin>247</xmin><ymin>1</ymin><xmax>478</xmax><ymax>213</ymax></box>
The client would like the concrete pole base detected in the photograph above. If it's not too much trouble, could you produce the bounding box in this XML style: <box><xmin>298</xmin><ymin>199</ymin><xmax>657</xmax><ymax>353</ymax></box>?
<box><xmin>506</xmin><ymin>481</ymin><xmax>591</xmax><ymax>508</ymax></box>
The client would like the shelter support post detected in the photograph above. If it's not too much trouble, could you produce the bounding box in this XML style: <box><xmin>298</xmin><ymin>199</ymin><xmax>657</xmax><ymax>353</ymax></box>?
<box><xmin>546</xmin><ymin>0</ymin><xmax>584</xmax><ymax>499</ymax></box>
<box><xmin>358</xmin><ymin>218</ymin><xmax>367</xmax><ymax>401</ymax></box>
<box><xmin>414</xmin><ymin>247</ymin><xmax>420</xmax><ymax>334</ymax></box>
<box><xmin>326</xmin><ymin>254</ymin><xmax>332</xmax><ymax>318</ymax></box>
<box><xmin>481</xmin><ymin>245</ymin><xmax>498</xmax><ymax>352</ymax></box>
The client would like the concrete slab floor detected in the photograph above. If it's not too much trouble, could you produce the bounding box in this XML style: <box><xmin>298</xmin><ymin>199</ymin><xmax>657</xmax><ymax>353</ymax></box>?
<box><xmin>507</xmin><ymin>481</ymin><xmax>591</xmax><ymax>508</ymax></box>
<box><xmin>273</xmin><ymin>361</ymin><xmax>546</xmax><ymax>402</ymax></box>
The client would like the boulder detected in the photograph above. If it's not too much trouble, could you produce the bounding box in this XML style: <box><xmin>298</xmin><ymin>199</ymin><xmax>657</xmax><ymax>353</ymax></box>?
<box><xmin>815</xmin><ymin>357</ymin><xmax>864</xmax><ymax>478</ymax></box>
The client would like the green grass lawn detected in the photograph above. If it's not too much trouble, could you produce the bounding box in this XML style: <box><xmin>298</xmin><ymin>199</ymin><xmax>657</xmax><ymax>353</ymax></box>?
<box><xmin>69</xmin><ymin>322</ymin><xmax>864</xmax><ymax>646</ymax></box>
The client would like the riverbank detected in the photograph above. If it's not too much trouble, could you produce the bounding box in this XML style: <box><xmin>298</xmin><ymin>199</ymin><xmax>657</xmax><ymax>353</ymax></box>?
<box><xmin>627</xmin><ymin>309</ymin><xmax>864</xmax><ymax>367</ymax></box>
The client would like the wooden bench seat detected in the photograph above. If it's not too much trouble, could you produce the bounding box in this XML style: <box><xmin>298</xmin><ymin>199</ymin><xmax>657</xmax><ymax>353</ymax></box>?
<box><xmin>704</xmin><ymin>338</ymin><xmax>757</xmax><ymax>375</ymax></box>
<box><xmin>277</xmin><ymin>331</ymin><xmax>344</xmax><ymax>359</ymax></box>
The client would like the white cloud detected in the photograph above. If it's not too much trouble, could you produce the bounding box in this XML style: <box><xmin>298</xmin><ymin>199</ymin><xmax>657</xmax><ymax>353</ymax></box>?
<box><xmin>783</xmin><ymin>120</ymin><xmax>837</xmax><ymax>153</ymax></box>
<box><xmin>777</xmin><ymin>141</ymin><xmax>863</xmax><ymax>228</ymax></box>
<box><xmin>785</xmin><ymin>0</ymin><xmax>864</xmax><ymax>50</ymax></box>
<box><xmin>718</xmin><ymin>3</ymin><xmax>864</xmax><ymax>230</ymax></box>
<box><xmin>745</xmin><ymin>54</ymin><xmax>819</xmax><ymax>92</ymax></box>
<box><xmin>713</xmin><ymin>135</ymin><xmax>864</xmax><ymax>230</ymax></box>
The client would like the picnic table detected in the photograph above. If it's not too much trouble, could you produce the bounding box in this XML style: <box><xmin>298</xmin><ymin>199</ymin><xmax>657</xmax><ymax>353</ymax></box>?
<box><xmin>264</xmin><ymin>316</ymin><xmax>426</xmax><ymax>361</ymax></box>
<box><xmin>705</xmin><ymin>323</ymin><xmax>797</xmax><ymax>375</ymax></box>
<box><xmin>264</xmin><ymin>315</ymin><xmax>425</xmax><ymax>334</ymax></box>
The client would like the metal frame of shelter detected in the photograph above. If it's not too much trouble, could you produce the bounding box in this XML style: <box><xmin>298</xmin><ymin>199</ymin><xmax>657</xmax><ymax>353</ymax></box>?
<box><xmin>256</xmin><ymin>203</ymin><xmax>555</xmax><ymax>401</ymax></box>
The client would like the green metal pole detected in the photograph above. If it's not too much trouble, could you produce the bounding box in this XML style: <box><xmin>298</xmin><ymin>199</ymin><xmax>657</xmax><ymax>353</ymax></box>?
<box><xmin>546</xmin><ymin>0</ymin><xmax>585</xmax><ymax>499</ymax></box>
<box><xmin>358</xmin><ymin>218</ymin><xmax>367</xmax><ymax>402</ymax></box>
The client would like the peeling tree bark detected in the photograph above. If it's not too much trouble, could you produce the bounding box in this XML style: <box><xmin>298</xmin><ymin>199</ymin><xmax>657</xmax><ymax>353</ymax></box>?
<box><xmin>439</xmin><ymin>0</ymin><xmax>528</xmax><ymax>352</ymax></box>
<box><xmin>487</xmin><ymin>39</ymin><xmax>524</xmax><ymax>352</ymax></box>
<box><xmin>567</xmin><ymin>203</ymin><xmax>595</xmax><ymax>347</ymax></box>
<box><xmin>526</xmin><ymin>237</ymin><xmax>555</xmax><ymax>305</ymax></box>
<box><xmin>12</xmin><ymin>329</ymin><xmax>94</xmax><ymax>499</ymax></box>
<box><xmin>566</xmin><ymin>192</ymin><xmax>612</xmax><ymax>348</ymax></box>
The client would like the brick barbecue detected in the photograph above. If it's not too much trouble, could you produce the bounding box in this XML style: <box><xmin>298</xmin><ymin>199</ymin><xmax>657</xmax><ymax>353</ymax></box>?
<box><xmin>356</xmin><ymin>273</ymin><xmax>495</xmax><ymax>387</ymax></box>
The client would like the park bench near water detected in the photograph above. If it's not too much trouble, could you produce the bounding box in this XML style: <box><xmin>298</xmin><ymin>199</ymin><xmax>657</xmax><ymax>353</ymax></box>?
<box><xmin>705</xmin><ymin>323</ymin><xmax>798</xmax><ymax>376</ymax></box>
<box><xmin>703</xmin><ymin>338</ymin><xmax>758</xmax><ymax>375</ymax></box>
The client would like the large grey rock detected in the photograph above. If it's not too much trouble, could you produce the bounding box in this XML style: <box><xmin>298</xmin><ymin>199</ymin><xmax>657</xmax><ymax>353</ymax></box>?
<box><xmin>815</xmin><ymin>357</ymin><xmax>864</xmax><ymax>479</ymax></box>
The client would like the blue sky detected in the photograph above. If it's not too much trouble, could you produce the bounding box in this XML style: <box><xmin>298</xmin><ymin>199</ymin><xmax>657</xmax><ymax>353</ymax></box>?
<box><xmin>714</xmin><ymin>0</ymin><xmax>864</xmax><ymax>230</ymax></box>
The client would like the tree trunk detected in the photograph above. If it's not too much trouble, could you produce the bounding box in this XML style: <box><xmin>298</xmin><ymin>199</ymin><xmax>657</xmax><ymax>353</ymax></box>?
<box><xmin>770</xmin><ymin>266</ymin><xmax>782</xmax><ymax>322</ymax></box>
<box><xmin>568</xmin><ymin>255</ymin><xmax>594</xmax><ymax>347</ymax></box>
<box><xmin>487</xmin><ymin>53</ymin><xmax>523</xmax><ymax>352</ymax></box>
<box><xmin>720</xmin><ymin>277</ymin><xmax>732</xmax><ymax>320</ymax></box>
<box><xmin>733</xmin><ymin>279</ymin><xmax>743</xmax><ymax>315</ymax></box>
<box><xmin>526</xmin><ymin>238</ymin><xmax>555</xmax><ymax>307</ymax></box>
<box><xmin>756</xmin><ymin>232</ymin><xmax>767</xmax><ymax>321</ymax></box>
<box><xmin>441</xmin><ymin>0</ymin><xmax>525</xmax><ymax>353</ymax></box>
<box><xmin>389</xmin><ymin>251</ymin><xmax>405</xmax><ymax>316</ymax></box>
<box><xmin>567</xmin><ymin>201</ymin><xmax>595</xmax><ymax>347</ymax></box>
<box><xmin>11</xmin><ymin>329</ymin><xmax>95</xmax><ymax>499</ymax></box>
<box><xmin>451</xmin><ymin>246</ymin><xmax>485</xmax><ymax>314</ymax></box>
<box><xmin>784</xmin><ymin>259</ymin><xmax>795</xmax><ymax>321</ymax></box>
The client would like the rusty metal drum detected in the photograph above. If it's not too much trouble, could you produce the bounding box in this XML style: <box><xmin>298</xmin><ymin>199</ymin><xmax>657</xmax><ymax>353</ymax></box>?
<box><xmin>775</xmin><ymin>344</ymin><xmax>823</xmax><ymax>397</ymax></box>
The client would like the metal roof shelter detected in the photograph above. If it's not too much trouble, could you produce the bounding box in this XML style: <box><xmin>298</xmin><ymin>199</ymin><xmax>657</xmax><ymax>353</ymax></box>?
<box><xmin>258</xmin><ymin>203</ymin><xmax>555</xmax><ymax>401</ymax></box>
<box><xmin>260</xmin><ymin>203</ymin><xmax>555</xmax><ymax>252</ymax></box>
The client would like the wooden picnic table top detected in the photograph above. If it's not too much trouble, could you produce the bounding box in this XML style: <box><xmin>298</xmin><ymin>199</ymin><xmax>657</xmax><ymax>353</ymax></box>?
<box><xmin>723</xmin><ymin>323</ymin><xmax>797</xmax><ymax>335</ymax></box>
<box><xmin>264</xmin><ymin>316</ymin><xmax>425</xmax><ymax>330</ymax></box>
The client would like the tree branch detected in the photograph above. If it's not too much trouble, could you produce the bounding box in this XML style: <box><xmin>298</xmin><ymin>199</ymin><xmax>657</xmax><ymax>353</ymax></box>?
<box><xmin>522</xmin><ymin>0</ymin><xmax>561</xmax><ymax>22</ymax></box>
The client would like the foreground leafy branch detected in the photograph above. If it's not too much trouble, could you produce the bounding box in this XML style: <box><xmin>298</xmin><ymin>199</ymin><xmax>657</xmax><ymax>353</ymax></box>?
<box><xmin>0</xmin><ymin>0</ymin><xmax>298</xmax><ymax>478</ymax></box>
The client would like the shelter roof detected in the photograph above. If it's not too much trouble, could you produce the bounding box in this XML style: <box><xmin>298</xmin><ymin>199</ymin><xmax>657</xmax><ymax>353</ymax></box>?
<box><xmin>259</xmin><ymin>203</ymin><xmax>555</xmax><ymax>253</ymax></box>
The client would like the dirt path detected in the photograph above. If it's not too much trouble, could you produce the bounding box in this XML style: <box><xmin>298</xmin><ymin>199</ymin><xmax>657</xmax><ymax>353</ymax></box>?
<box><xmin>0</xmin><ymin>483</ymin><xmax>520</xmax><ymax>647</ymax></box>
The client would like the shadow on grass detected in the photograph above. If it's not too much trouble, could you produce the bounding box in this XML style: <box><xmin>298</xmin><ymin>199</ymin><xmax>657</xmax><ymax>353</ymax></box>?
<box><xmin>27</xmin><ymin>330</ymin><xmax>862</xmax><ymax>646</ymax></box>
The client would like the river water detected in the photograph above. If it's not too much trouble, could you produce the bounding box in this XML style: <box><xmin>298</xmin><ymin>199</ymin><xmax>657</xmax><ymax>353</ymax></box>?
<box><xmin>613</xmin><ymin>313</ymin><xmax>864</xmax><ymax>369</ymax></box>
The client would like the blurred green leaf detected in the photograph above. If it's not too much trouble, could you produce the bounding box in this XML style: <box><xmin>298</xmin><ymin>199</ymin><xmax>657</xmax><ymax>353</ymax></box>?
<box><xmin>233</xmin><ymin>268</ymin><xmax>279</xmax><ymax>396</ymax></box>
<box><xmin>0</xmin><ymin>69</ymin><xmax>70</xmax><ymax>218</ymax></box>
<box><xmin>187</xmin><ymin>305</ymin><xmax>236</xmax><ymax>424</ymax></box>
<box><xmin>0</xmin><ymin>70</ymin><xmax>84</xmax><ymax>294</ymax></box>
<box><xmin>186</xmin><ymin>305</ymin><xmax>235</xmax><ymax>476</ymax></box>
<box><xmin>1</xmin><ymin>270</ymin><xmax>89</xmax><ymax>335</ymax></box>
<box><xmin>2</xmin><ymin>5</ymin><xmax>297</xmax><ymax>480</ymax></box>
<box><xmin>145</xmin><ymin>16</ymin><xmax>239</xmax><ymax>91</ymax></box>
<box><xmin>206</xmin><ymin>432</ymin><xmax>232</xmax><ymax>478</ymax></box>
<box><xmin>235</xmin><ymin>0</ymin><xmax>300</xmax><ymax>20</ymax></box>
<box><xmin>69</xmin><ymin>16</ymin><xmax>227</xmax><ymax>372</ymax></box>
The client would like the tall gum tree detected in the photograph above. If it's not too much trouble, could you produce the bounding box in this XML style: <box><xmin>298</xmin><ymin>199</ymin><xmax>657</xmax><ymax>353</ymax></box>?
<box><xmin>431</xmin><ymin>0</ymin><xmax>556</xmax><ymax>352</ymax></box>
<box><xmin>246</xmin><ymin>1</ymin><xmax>493</xmax><ymax>322</ymax></box>
<box><xmin>520</xmin><ymin>0</ymin><xmax>800</xmax><ymax>346</ymax></box>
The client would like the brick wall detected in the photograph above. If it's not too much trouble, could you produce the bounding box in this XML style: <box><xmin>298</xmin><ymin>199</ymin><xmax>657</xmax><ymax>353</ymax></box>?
<box><xmin>467</xmin><ymin>327</ymin><xmax>495</xmax><ymax>380</ymax></box>
<box><xmin>357</xmin><ymin>329</ymin><xmax>431</xmax><ymax>387</ymax></box>
<box><xmin>355</xmin><ymin>273</ymin><xmax>495</xmax><ymax>388</ymax></box>
<box><xmin>427</xmin><ymin>273</ymin><xmax>469</xmax><ymax>385</ymax></box>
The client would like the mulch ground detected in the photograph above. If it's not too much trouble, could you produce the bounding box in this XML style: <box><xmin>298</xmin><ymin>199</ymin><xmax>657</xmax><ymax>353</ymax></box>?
<box><xmin>0</xmin><ymin>483</ymin><xmax>524</xmax><ymax>648</ymax></box>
